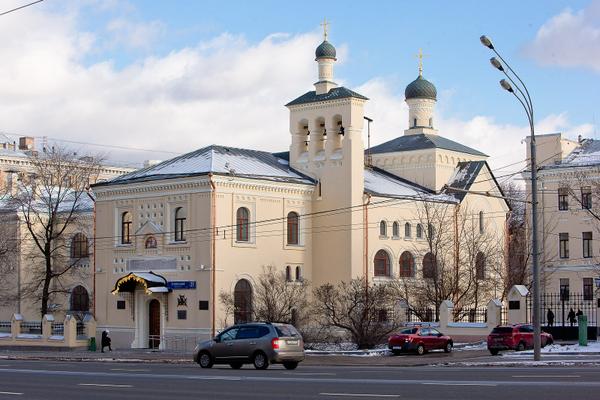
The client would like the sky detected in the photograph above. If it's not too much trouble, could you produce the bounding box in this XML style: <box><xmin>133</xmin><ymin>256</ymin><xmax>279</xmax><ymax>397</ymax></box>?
<box><xmin>0</xmin><ymin>0</ymin><xmax>599</xmax><ymax>178</ymax></box>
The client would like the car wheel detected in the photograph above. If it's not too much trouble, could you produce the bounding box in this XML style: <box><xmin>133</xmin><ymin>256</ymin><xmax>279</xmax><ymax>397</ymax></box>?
<box><xmin>253</xmin><ymin>351</ymin><xmax>269</xmax><ymax>370</ymax></box>
<box><xmin>230</xmin><ymin>362</ymin><xmax>243</xmax><ymax>369</ymax></box>
<box><xmin>416</xmin><ymin>344</ymin><xmax>425</xmax><ymax>356</ymax></box>
<box><xmin>516</xmin><ymin>342</ymin><xmax>525</xmax><ymax>352</ymax></box>
<box><xmin>489</xmin><ymin>349</ymin><xmax>499</xmax><ymax>356</ymax></box>
<box><xmin>283</xmin><ymin>361</ymin><xmax>299</xmax><ymax>370</ymax></box>
<box><xmin>444</xmin><ymin>341</ymin><xmax>453</xmax><ymax>353</ymax></box>
<box><xmin>198</xmin><ymin>351</ymin><xmax>213</xmax><ymax>368</ymax></box>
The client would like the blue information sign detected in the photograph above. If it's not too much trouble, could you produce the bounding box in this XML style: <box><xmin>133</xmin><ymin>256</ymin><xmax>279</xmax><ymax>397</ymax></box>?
<box><xmin>167</xmin><ymin>281</ymin><xmax>197</xmax><ymax>290</ymax></box>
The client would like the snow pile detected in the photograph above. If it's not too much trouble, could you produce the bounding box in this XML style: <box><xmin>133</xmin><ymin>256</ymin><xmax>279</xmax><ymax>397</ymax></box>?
<box><xmin>519</xmin><ymin>341</ymin><xmax>600</xmax><ymax>354</ymax></box>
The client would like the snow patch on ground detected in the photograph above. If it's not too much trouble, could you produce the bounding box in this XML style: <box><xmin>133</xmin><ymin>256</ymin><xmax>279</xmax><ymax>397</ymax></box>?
<box><xmin>516</xmin><ymin>341</ymin><xmax>600</xmax><ymax>354</ymax></box>
<box><xmin>0</xmin><ymin>333</ymin><xmax>11</xmax><ymax>339</ymax></box>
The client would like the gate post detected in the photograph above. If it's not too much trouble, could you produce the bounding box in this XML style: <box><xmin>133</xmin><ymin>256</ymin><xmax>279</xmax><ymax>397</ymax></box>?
<box><xmin>507</xmin><ymin>285</ymin><xmax>529</xmax><ymax>325</ymax></box>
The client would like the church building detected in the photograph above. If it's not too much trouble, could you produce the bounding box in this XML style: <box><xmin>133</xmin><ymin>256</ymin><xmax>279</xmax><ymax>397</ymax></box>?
<box><xmin>92</xmin><ymin>31</ymin><xmax>509</xmax><ymax>349</ymax></box>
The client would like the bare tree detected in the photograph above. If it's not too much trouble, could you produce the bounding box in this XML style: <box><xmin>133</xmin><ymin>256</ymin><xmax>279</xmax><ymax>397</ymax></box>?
<box><xmin>219</xmin><ymin>266</ymin><xmax>310</xmax><ymax>326</ymax></box>
<box><xmin>0</xmin><ymin>213</ymin><xmax>19</xmax><ymax>308</ymax></box>
<box><xmin>4</xmin><ymin>147</ymin><xmax>101</xmax><ymax>317</ymax></box>
<box><xmin>312</xmin><ymin>278</ymin><xmax>403</xmax><ymax>349</ymax></box>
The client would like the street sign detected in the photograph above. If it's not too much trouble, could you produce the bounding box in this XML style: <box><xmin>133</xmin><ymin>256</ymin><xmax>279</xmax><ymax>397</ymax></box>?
<box><xmin>167</xmin><ymin>281</ymin><xmax>197</xmax><ymax>290</ymax></box>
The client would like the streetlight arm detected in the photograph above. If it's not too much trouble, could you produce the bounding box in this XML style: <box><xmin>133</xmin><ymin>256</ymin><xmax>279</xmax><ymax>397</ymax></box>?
<box><xmin>501</xmin><ymin>69</ymin><xmax>533</xmax><ymax>117</ymax></box>
<box><xmin>492</xmin><ymin>48</ymin><xmax>533</xmax><ymax>117</ymax></box>
<box><xmin>510</xmin><ymin>90</ymin><xmax>533</xmax><ymax>130</ymax></box>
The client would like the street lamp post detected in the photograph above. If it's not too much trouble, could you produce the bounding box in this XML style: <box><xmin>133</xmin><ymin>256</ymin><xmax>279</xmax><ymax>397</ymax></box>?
<box><xmin>480</xmin><ymin>35</ymin><xmax>541</xmax><ymax>361</ymax></box>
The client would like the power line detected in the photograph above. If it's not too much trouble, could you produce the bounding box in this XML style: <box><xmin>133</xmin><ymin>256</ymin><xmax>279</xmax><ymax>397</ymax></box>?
<box><xmin>0</xmin><ymin>0</ymin><xmax>43</xmax><ymax>17</ymax></box>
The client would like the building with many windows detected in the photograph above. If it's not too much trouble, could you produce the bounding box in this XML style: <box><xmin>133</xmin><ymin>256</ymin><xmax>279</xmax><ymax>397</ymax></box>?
<box><xmin>92</xmin><ymin>34</ymin><xmax>510</xmax><ymax>349</ymax></box>
<box><xmin>525</xmin><ymin>133</ymin><xmax>600</xmax><ymax>297</ymax></box>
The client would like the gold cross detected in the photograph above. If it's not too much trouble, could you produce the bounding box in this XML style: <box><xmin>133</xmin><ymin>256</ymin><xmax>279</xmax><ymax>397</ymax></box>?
<box><xmin>415</xmin><ymin>48</ymin><xmax>429</xmax><ymax>76</ymax></box>
<box><xmin>320</xmin><ymin>17</ymin><xmax>329</xmax><ymax>40</ymax></box>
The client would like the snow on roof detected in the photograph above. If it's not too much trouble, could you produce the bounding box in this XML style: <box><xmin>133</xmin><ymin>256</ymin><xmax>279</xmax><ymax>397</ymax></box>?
<box><xmin>364</xmin><ymin>167</ymin><xmax>455</xmax><ymax>203</ymax></box>
<box><xmin>98</xmin><ymin>145</ymin><xmax>314</xmax><ymax>186</ymax></box>
<box><xmin>445</xmin><ymin>161</ymin><xmax>485</xmax><ymax>201</ymax></box>
<box><xmin>559</xmin><ymin>139</ymin><xmax>600</xmax><ymax>167</ymax></box>
<box><xmin>0</xmin><ymin>187</ymin><xmax>94</xmax><ymax>214</ymax></box>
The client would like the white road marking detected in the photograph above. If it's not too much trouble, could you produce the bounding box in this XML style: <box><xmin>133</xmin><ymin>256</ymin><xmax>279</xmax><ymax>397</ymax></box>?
<box><xmin>285</xmin><ymin>372</ymin><xmax>336</xmax><ymax>376</ymax></box>
<box><xmin>0</xmin><ymin>392</ymin><xmax>23</xmax><ymax>396</ymax></box>
<box><xmin>513</xmin><ymin>375</ymin><xmax>581</xmax><ymax>378</ymax></box>
<box><xmin>110</xmin><ymin>368</ymin><xmax>149</xmax><ymax>372</ymax></box>
<box><xmin>320</xmin><ymin>394</ymin><xmax>399</xmax><ymax>398</ymax></box>
<box><xmin>422</xmin><ymin>382</ymin><xmax>497</xmax><ymax>386</ymax></box>
<box><xmin>78</xmin><ymin>383</ymin><xmax>133</xmax><ymax>388</ymax></box>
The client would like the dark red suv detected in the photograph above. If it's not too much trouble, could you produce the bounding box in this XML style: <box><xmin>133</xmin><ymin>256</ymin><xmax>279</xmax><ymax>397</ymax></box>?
<box><xmin>388</xmin><ymin>326</ymin><xmax>453</xmax><ymax>355</ymax></box>
<box><xmin>487</xmin><ymin>324</ymin><xmax>553</xmax><ymax>355</ymax></box>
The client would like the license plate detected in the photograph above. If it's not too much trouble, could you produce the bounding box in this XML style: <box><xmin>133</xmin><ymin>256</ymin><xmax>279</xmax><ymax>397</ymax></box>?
<box><xmin>286</xmin><ymin>340</ymin><xmax>299</xmax><ymax>345</ymax></box>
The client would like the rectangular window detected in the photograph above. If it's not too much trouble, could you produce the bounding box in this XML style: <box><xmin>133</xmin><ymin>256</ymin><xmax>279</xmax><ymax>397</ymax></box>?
<box><xmin>560</xmin><ymin>278</ymin><xmax>570</xmax><ymax>301</ymax></box>
<box><xmin>199</xmin><ymin>301</ymin><xmax>209</xmax><ymax>310</ymax></box>
<box><xmin>583</xmin><ymin>231</ymin><xmax>593</xmax><ymax>258</ymax></box>
<box><xmin>116</xmin><ymin>300</ymin><xmax>126</xmax><ymax>310</ymax></box>
<box><xmin>559</xmin><ymin>233</ymin><xmax>569</xmax><ymax>259</ymax></box>
<box><xmin>581</xmin><ymin>187</ymin><xmax>592</xmax><ymax>210</ymax></box>
<box><xmin>177</xmin><ymin>310</ymin><xmax>187</xmax><ymax>320</ymax></box>
<box><xmin>583</xmin><ymin>278</ymin><xmax>594</xmax><ymax>301</ymax></box>
<box><xmin>558</xmin><ymin>188</ymin><xmax>569</xmax><ymax>211</ymax></box>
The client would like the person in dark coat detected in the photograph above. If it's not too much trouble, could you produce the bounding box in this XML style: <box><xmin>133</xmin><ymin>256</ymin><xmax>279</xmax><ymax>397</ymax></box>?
<box><xmin>547</xmin><ymin>308</ymin><xmax>555</xmax><ymax>327</ymax></box>
<box><xmin>101</xmin><ymin>330</ymin><xmax>112</xmax><ymax>353</ymax></box>
<box><xmin>568</xmin><ymin>308</ymin><xmax>577</xmax><ymax>326</ymax></box>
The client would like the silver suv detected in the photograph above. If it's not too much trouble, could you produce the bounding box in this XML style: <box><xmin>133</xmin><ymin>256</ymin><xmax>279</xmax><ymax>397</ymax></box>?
<box><xmin>193</xmin><ymin>322</ymin><xmax>305</xmax><ymax>370</ymax></box>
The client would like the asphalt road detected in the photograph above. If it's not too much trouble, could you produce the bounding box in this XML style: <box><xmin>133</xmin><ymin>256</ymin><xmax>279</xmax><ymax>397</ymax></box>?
<box><xmin>1</xmin><ymin>359</ymin><xmax>599</xmax><ymax>399</ymax></box>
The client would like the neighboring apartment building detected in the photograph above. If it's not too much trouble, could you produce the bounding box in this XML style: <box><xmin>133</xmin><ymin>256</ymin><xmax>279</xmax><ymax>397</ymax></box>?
<box><xmin>92</xmin><ymin>34</ymin><xmax>509</xmax><ymax>349</ymax></box>
<box><xmin>525</xmin><ymin>133</ymin><xmax>600</xmax><ymax>296</ymax></box>
<box><xmin>0</xmin><ymin>135</ymin><xmax>135</xmax><ymax>321</ymax></box>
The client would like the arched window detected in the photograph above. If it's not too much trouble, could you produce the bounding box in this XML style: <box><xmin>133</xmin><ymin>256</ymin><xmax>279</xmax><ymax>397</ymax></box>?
<box><xmin>175</xmin><ymin>207</ymin><xmax>186</xmax><ymax>242</ymax></box>
<box><xmin>423</xmin><ymin>252</ymin><xmax>437</xmax><ymax>279</ymax></box>
<box><xmin>374</xmin><ymin>250</ymin><xmax>391</xmax><ymax>277</ymax></box>
<box><xmin>399</xmin><ymin>251</ymin><xmax>415</xmax><ymax>277</ymax></box>
<box><xmin>285</xmin><ymin>266</ymin><xmax>292</xmax><ymax>282</ymax></box>
<box><xmin>70</xmin><ymin>285</ymin><xmax>89</xmax><ymax>312</ymax></box>
<box><xmin>479</xmin><ymin>211</ymin><xmax>484</xmax><ymax>234</ymax></box>
<box><xmin>121</xmin><ymin>212</ymin><xmax>132</xmax><ymax>244</ymax></box>
<box><xmin>71</xmin><ymin>233</ymin><xmax>89</xmax><ymax>258</ymax></box>
<box><xmin>413</xmin><ymin>118</ymin><xmax>417</xmax><ymax>127</ymax></box>
<box><xmin>145</xmin><ymin>235</ymin><xmax>157</xmax><ymax>249</ymax></box>
<box><xmin>295</xmin><ymin>266</ymin><xmax>302</xmax><ymax>281</ymax></box>
<box><xmin>236</xmin><ymin>207</ymin><xmax>250</xmax><ymax>242</ymax></box>
<box><xmin>405</xmin><ymin>222</ymin><xmax>411</xmax><ymax>238</ymax></box>
<box><xmin>287</xmin><ymin>211</ymin><xmax>299</xmax><ymax>245</ymax></box>
<box><xmin>416</xmin><ymin>224</ymin><xmax>423</xmax><ymax>239</ymax></box>
<box><xmin>429</xmin><ymin>117</ymin><xmax>433</xmax><ymax>127</ymax></box>
<box><xmin>476</xmin><ymin>252</ymin><xmax>485</xmax><ymax>280</ymax></box>
<box><xmin>379</xmin><ymin>221</ymin><xmax>387</xmax><ymax>237</ymax></box>
<box><xmin>428</xmin><ymin>224</ymin><xmax>435</xmax><ymax>239</ymax></box>
<box><xmin>234</xmin><ymin>279</ymin><xmax>252</xmax><ymax>324</ymax></box>
<box><xmin>392</xmin><ymin>222</ymin><xmax>399</xmax><ymax>237</ymax></box>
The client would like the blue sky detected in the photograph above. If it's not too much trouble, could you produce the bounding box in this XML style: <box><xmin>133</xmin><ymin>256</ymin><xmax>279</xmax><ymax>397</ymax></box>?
<box><xmin>1</xmin><ymin>0</ymin><xmax>599</xmax><ymax>171</ymax></box>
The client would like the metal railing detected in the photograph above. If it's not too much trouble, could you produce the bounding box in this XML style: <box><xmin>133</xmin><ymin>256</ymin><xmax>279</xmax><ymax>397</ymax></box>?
<box><xmin>527</xmin><ymin>292</ymin><xmax>598</xmax><ymax>327</ymax></box>
<box><xmin>76</xmin><ymin>322</ymin><xmax>86</xmax><ymax>338</ymax></box>
<box><xmin>51</xmin><ymin>323</ymin><xmax>64</xmax><ymax>336</ymax></box>
<box><xmin>20</xmin><ymin>321</ymin><xmax>42</xmax><ymax>335</ymax></box>
<box><xmin>0</xmin><ymin>321</ymin><xmax>11</xmax><ymax>333</ymax></box>
<box><xmin>501</xmin><ymin>307</ymin><xmax>508</xmax><ymax>325</ymax></box>
<box><xmin>405</xmin><ymin>308</ymin><xmax>438</xmax><ymax>323</ymax></box>
<box><xmin>454</xmin><ymin>308</ymin><xmax>487</xmax><ymax>323</ymax></box>
<box><xmin>148</xmin><ymin>335</ymin><xmax>202</xmax><ymax>353</ymax></box>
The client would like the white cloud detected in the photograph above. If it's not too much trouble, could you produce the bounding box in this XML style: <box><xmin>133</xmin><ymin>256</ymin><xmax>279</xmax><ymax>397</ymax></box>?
<box><xmin>106</xmin><ymin>18</ymin><xmax>166</xmax><ymax>50</ymax></box>
<box><xmin>523</xmin><ymin>0</ymin><xmax>600</xmax><ymax>72</ymax></box>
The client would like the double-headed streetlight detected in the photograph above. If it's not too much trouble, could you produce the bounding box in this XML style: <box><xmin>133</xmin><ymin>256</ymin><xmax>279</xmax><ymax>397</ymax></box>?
<box><xmin>480</xmin><ymin>35</ymin><xmax>541</xmax><ymax>361</ymax></box>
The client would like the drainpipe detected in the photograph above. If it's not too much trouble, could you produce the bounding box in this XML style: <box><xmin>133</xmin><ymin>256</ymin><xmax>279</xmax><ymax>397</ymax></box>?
<box><xmin>86</xmin><ymin>189</ymin><xmax>97</xmax><ymax>318</ymax></box>
<box><xmin>363</xmin><ymin>193</ymin><xmax>371</xmax><ymax>292</ymax></box>
<box><xmin>208</xmin><ymin>174</ymin><xmax>217</xmax><ymax>338</ymax></box>
<box><xmin>454</xmin><ymin>204</ymin><xmax>460</xmax><ymax>303</ymax></box>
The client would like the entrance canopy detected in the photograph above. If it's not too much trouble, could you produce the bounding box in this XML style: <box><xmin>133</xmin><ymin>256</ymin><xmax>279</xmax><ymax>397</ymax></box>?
<box><xmin>112</xmin><ymin>272</ymin><xmax>171</xmax><ymax>295</ymax></box>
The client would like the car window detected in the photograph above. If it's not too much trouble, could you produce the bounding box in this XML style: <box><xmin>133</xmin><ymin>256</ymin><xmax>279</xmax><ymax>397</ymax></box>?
<box><xmin>257</xmin><ymin>326</ymin><xmax>270</xmax><ymax>337</ymax></box>
<box><xmin>236</xmin><ymin>326</ymin><xmax>260</xmax><ymax>339</ymax></box>
<box><xmin>400</xmin><ymin>328</ymin><xmax>418</xmax><ymax>335</ymax></box>
<box><xmin>419</xmin><ymin>328</ymin><xmax>430</xmax><ymax>336</ymax></box>
<box><xmin>219</xmin><ymin>328</ymin><xmax>239</xmax><ymax>341</ymax></box>
<box><xmin>491</xmin><ymin>327</ymin><xmax>514</xmax><ymax>334</ymax></box>
<box><xmin>274</xmin><ymin>324</ymin><xmax>299</xmax><ymax>337</ymax></box>
<box><xmin>429</xmin><ymin>328</ymin><xmax>440</xmax><ymax>336</ymax></box>
<box><xmin>518</xmin><ymin>325</ymin><xmax>533</xmax><ymax>333</ymax></box>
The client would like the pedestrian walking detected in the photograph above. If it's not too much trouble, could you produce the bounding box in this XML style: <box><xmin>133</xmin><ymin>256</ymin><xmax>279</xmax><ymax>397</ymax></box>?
<box><xmin>101</xmin><ymin>330</ymin><xmax>112</xmax><ymax>353</ymax></box>
<box><xmin>568</xmin><ymin>308</ymin><xmax>577</xmax><ymax>326</ymax></box>
<box><xmin>547</xmin><ymin>308</ymin><xmax>555</xmax><ymax>327</ymax></box>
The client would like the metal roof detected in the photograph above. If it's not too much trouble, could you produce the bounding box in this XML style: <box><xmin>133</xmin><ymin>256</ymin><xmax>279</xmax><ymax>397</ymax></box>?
<box><xmin>368</xmin><ymin>133</ymin><xmax>487</xmax><ymax>157</ymax></box>
<box><xmin>286</xmin><ymin>86</ymin><xmax>368</xmax><ymax>107</ymax></box>
<box><xmin>545</xmin><ymin>139</ymin><xmax>600</xmax><ymax>169</ymax></box>
<box><xmin>94</xmin><ymin>145</ymin><xmax>315</xmax><ymax>187</ymax></box>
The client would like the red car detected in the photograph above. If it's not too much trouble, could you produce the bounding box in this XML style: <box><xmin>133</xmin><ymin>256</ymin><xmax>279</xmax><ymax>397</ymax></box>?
<box><xmin>487</xmin><ymin>324</ymin><xmax>553</xmax><ymax>355</ymax></box>
<box><xmin>388</xmin><ymin>326</ymin><xmax>453</xmax><ymax>355</ymax></box>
